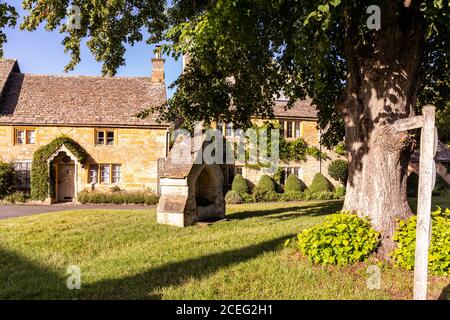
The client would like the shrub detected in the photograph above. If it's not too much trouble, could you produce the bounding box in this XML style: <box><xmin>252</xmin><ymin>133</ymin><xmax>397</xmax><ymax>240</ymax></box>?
<box><xmin>392</xmin><ymin>207</ymin><xmax>450</xmax><ymax>276</ymax></box>
<box><xmin>328</xmin><ymin>160</ymin><xmax>348</xmax><ymax>184</ymax></box>
<box><xmin>225</xmin><ymin>190</ymin><xmax>244</xmax><ymax>204</ymax></box>
<box><xmin>432</xmin><ymin>176</ymin><xmax>449</xmax><ymax>196</ymax></box>
<box><xmin>407</xmin><ymin>173</ymin><xmax>419</xmax><ymax>197</ymax></box>
<box><xmin>110</xmin><ymin>185</ymin><xmax>122</xmax><ymax>193</ymax></box>
<box><xmin>77</xmin><ymin>190</ymin><xmax>158</xmax><ymax>205</ymax></box>
<box><xmin>3</xmin><ymin>191</ymin><xmax>30</xmax><ymax>204</ymax></box>
<box><xmin>334</xmin><ymin>142</ymin><xmax>347</xmax><ymax>156</ymax></box>
<box><xmin>231</xmin><ymin>174</ymin><xmax>248</xmax><ymax>195</ymax></box>
<box><xmin>240</xmin><ymin>193</ymin><xmax>253</xmax><ymax>203</ymax></box>
<box><xmin>309</xmin><ymin>173</ymin><xmax>333</xmax><ymax>194</ymax></box>
<box><xmin>285</xmin><ymin>174</ymin><xmax>305</xmax><ymax>192</ymax></box>
<box><xmin>252</xmin><ymin>188</ymin><xmax>279</xmax><ymax>202</ymax></box>
<box><xmin>257</xmin><ymin>175</ymin><xmax>275</xmax><ymax>193</ymax></box>
<box><xmin>407</xmin><ymin>173</ymin><xmax>449</xmax><ymax>197</ymax></box>
<box><xmin>333</xmin><ymin>186</ymin><xmax>346</xmax><ymax>199</ymax></box>
<box><xmin>279</xmin><ymin>191</ymin><xmax>303</xmax><ymax>202</ymax></box>
<box><xmin>0</xmin><ymin>162</ymin><xmax>16</xmax><ymax>198</ymax></box>
<box><xmin>297</xmin><ymin>212</ymin><xmax>380</xmax><ymax>266</ymax></box>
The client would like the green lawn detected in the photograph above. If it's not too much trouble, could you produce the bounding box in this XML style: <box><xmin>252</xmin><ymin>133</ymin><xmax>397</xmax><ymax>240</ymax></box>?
<box><xmin>0</xmin><ymin>198</ymin><xmax>448</xmax><ymax>300</ymax></box>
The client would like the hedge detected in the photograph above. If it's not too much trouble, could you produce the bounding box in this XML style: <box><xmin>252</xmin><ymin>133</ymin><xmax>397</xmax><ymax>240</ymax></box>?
<box><xmin>0</xmin><ymin>161</ymin><xmax>16</xmax><ymax>198</ymax></box>
<box><xmin>77</xmin><ymin>190</ymin><xmax>158</xmax><ymax>205</ymax></box>
<box><xmin>31</xmin><ymin>136</ymin><xmax>89</xmax><ymax>200</ymax></box>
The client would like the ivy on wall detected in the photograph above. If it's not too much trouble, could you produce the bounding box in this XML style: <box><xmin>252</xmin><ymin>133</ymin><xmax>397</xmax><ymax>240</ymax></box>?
<box><xmin>31</xmin><ymin>136</ymin><xmax>89</xmax><ymax>200</ymax></box>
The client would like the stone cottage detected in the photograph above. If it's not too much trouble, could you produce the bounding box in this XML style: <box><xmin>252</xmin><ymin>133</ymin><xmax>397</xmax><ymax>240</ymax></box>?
<box><xmin>0</xmin><ymin>55</ymin><xmax>170</xmax><ymax>203</ymax></box>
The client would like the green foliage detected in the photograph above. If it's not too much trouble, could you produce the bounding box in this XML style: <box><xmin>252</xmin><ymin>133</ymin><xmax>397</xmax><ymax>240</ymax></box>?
<box><xmin>334</xmin><ymin>142</ymin><xmax>347</xmax><ymax>156</ymax></box>
<box><xmin>408</xmin><ymin>172</ymin><xmax>449</xmax><ymax>197</ymax></box>
<box><xmin>16</xmin><ymin>1</ymin><xmax>450</xmax><ymax>151</ymax></box>
<box><xmin>392</xmin><ymin>207</ymin><xmax>450</xmax><ymax>276</ymax></box>
<box><xmin>309</xmin><ymin>173</ymin><xmax>333</xmax><ymax>194</ymax></box>
<box><xmin>257</xmin><ymin>175</ymin><xmax>275</xmax><ymax>193</ymax></box>
<box><xmin>436</xmin><ymin>103</ymin><xmax>450</xmax><ymax>145</ymax></box>
<box><xmin>333</xmin><ymin>186</ymin><xmax>346</xmax><ymax>199</ymax></box>
<box><xmin>328</xmin><ymin>160</ymin><xmax>348</xmax><ymax>184</ymax></box>
<box><xmin>231</xmin><ymin>174</ymin><xmax>248</xmax><ymax>195</ymax></box>
<box><xmin>285</xmin><ymin>174</ymin><xmax>304</xmax><ymax>192</ymax></box>
<box><xmin>306</xmin><ymin>146</ymin><xmax>328</xmax><ymax>160</ymax></box>
<box><xmin>252</xmin><ymin>189</ymin><xmax>279</xmax><ymax>203</ymax></box>
<box><xmin>31</xmin><ymin>136</ymin><xmax>89</xmax><ymax>200</ymax></box>
<box><xmin>240</xmin><ymin>193</ymin><xmax>253</xmax><ymax>203</ymax></box>
<box><xmin>0</xmin><ymin>2</ymin><xmax>18</xmax><ymax>58</ymax></box>
<box><xmin>432</xmin><ymin>176</ymin><xmax>450</xmax><ymax>196</ymax></box>
<box><xmin>3</xmin><ymin>191</ymin><xmax>30</xmax><ymax>204</ymax></box>
<box><xmin>77</xmin><ymin>190</ymin><xmax>158</xmax><ymax>205</ymax></box>
<box><xmin>225</xmin><ymin>190</ymin><xmax>244</xmax><ymax>204</ymax></box>
<box><xmin>297</xmin><ymin>212</ymin><xmax>380</xmax><ymax>266</ymax></box>
<box><xmin>279</xmin><ymin>191</ymin><xmax>303</xmax><ymax>202</ymax></box>
<box><xmin>0</xmin><ymin>161</ymin><xmax>15</xmax><ymax>198</ymax></box>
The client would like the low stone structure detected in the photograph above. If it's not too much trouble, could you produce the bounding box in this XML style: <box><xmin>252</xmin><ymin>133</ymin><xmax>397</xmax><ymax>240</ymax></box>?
<box><xmin>157</xmin><ymin>136</ymin><xmax>225</xmax><ymax>227</ymax></box>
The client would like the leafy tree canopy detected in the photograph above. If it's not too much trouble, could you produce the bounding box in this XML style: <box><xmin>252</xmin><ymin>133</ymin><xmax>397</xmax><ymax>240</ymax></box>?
<box><xmin>1</xmin><ymin>1</ymin><xmax>449</xmax><ymax>147</ymax></box>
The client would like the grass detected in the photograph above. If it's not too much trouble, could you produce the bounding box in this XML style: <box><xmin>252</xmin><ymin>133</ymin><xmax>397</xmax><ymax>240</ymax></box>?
<box><xmin>0</xmin><ymin>198</ymin><xmax>448</xmax><ymax>300</ymax></box>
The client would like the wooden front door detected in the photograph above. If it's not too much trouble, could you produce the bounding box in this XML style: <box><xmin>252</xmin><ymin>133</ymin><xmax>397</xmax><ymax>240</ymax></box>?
<box><xmin>58</xmin><ymin>164</ymin><xmax>75</xmax><ymax>202</ymax></box>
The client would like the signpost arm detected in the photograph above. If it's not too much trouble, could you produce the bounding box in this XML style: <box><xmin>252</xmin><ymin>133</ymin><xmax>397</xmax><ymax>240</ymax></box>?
<box><xmin>413</xmin><ymin>105</ymin><xmax>436</xmax><ymax>300</ymax></box>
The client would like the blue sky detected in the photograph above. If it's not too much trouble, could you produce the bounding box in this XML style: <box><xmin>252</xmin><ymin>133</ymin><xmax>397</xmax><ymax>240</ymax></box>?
<box><xmin>3</xmin><ymin>3</ymin><xmax>182</xmax><ymax>98</ymax></box>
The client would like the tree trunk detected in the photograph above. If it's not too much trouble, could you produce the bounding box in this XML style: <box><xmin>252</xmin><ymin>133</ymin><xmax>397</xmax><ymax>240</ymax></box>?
<box><xmin>342</xmin><ymin>3</ymin><xmax>425</xmax><ymax>258</ymax></box>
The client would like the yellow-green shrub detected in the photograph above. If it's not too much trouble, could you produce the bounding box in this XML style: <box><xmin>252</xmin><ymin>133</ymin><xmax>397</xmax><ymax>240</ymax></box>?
<box><xmin>297</xmin><ymin>212</ymin><xmax>380</xmax><ymax>266</ymax></box>
<box><xmin>391</xmin><ymin>207</ymin><xmax>450</xmax><ymax>276</ymax></box>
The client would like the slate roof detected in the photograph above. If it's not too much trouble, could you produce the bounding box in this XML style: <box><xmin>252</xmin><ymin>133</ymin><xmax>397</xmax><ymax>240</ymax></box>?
<box><xmin>272</xmin><ymin>98</ymin><xmax>318</xmax><ymax>119</ymax></box>
<box><xmin>0</xmin><ymin>59</ymin><xmax>170</xmax><ymax>128</ymax></box>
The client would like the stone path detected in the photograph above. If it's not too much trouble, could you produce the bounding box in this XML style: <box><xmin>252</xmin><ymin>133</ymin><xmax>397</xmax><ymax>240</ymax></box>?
<box><xmin>0</xmin><ymin>203</ymin><xmax>153</xmax><ymax>220</ymax></box>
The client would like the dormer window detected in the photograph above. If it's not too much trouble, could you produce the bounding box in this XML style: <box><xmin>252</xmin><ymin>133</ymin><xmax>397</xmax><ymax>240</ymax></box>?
<box><xmin>95</xmin><ymin>129</ymin><xmax>116</xmax><ymax>145</ymax></box>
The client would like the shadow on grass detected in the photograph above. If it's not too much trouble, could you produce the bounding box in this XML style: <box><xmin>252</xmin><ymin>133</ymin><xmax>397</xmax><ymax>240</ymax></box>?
<box><xmin>227</xmin><ymin>200</ymin><xmax>343</xmax><ymax>220</ymax></box>
<box><xmin>0</xmin><ymin>235</ymin><xmax>292</xmax><ymax>299</ymax></box>
<box><xmin>0</xmin><ymin>248</ymin><xmax>68</xmax><ymax>299</ymax></box>
<box><xmin>83</xmin><ymin>235</ymin><xmax>292</xmax><ymax>299</ymax></box>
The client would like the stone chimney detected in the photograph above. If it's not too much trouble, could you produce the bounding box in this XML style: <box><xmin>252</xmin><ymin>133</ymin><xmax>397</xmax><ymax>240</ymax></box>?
<box><xmin>151</xmin><ymin>46</ymin><xmax>165</xmax><ymax>83</ymax></box>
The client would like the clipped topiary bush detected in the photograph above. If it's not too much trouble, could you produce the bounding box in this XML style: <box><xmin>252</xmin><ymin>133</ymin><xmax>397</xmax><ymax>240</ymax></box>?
<box><xmin>297</xmin><ymin>212</ymin><xmax>380</xmax><ymax>266</ymax></box>
<box><xmin>0</xmin><ymin>161</ymin><xmax>16</xmax><ymax>199</ymax></box>
<box><xmin>225</xmin><ymin>190</ymin><xmax>244</xmax><ymax>204</ymax></box>
<box><xmin>392</xmin><ymin>207</ymin><xmax>450</xmax><ymax>276</ymax></box>
<box><xmin>308</xmin><ymin>173</ymin><xmax>333</xmax><ymax>194</ymax></box>
<box><xmin>257</xmin><ymin>175</ymin><xmax>275</xmax><ymax>193</ymax></box>
<box><xmin>231</xmin><ymin>174</ymin><xmax>248</xmax><ymax>195</ymax></box>
<box><xmin>328</xmin><ymin>160</ymin><xmax>348</xmax><ymax>184</ymax></box>
<box><xmin>285</xmin><ymin>174</ymin><xmax>305</xmax><ymax>192</ymax></box>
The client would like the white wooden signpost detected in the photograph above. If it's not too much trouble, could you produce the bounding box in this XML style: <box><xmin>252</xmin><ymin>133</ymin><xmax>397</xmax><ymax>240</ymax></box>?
<box><xmin>394</xmin><ymin>105</ymin><xmax>437</xmax><ymax>300</ymax></box>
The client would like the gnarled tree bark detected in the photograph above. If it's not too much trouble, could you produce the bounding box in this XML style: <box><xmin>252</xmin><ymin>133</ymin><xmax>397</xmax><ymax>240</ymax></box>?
<box><xmin>342</xmin><ymin>3</ymin><xmax>425</xmax><ymax>257</ymax></box>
